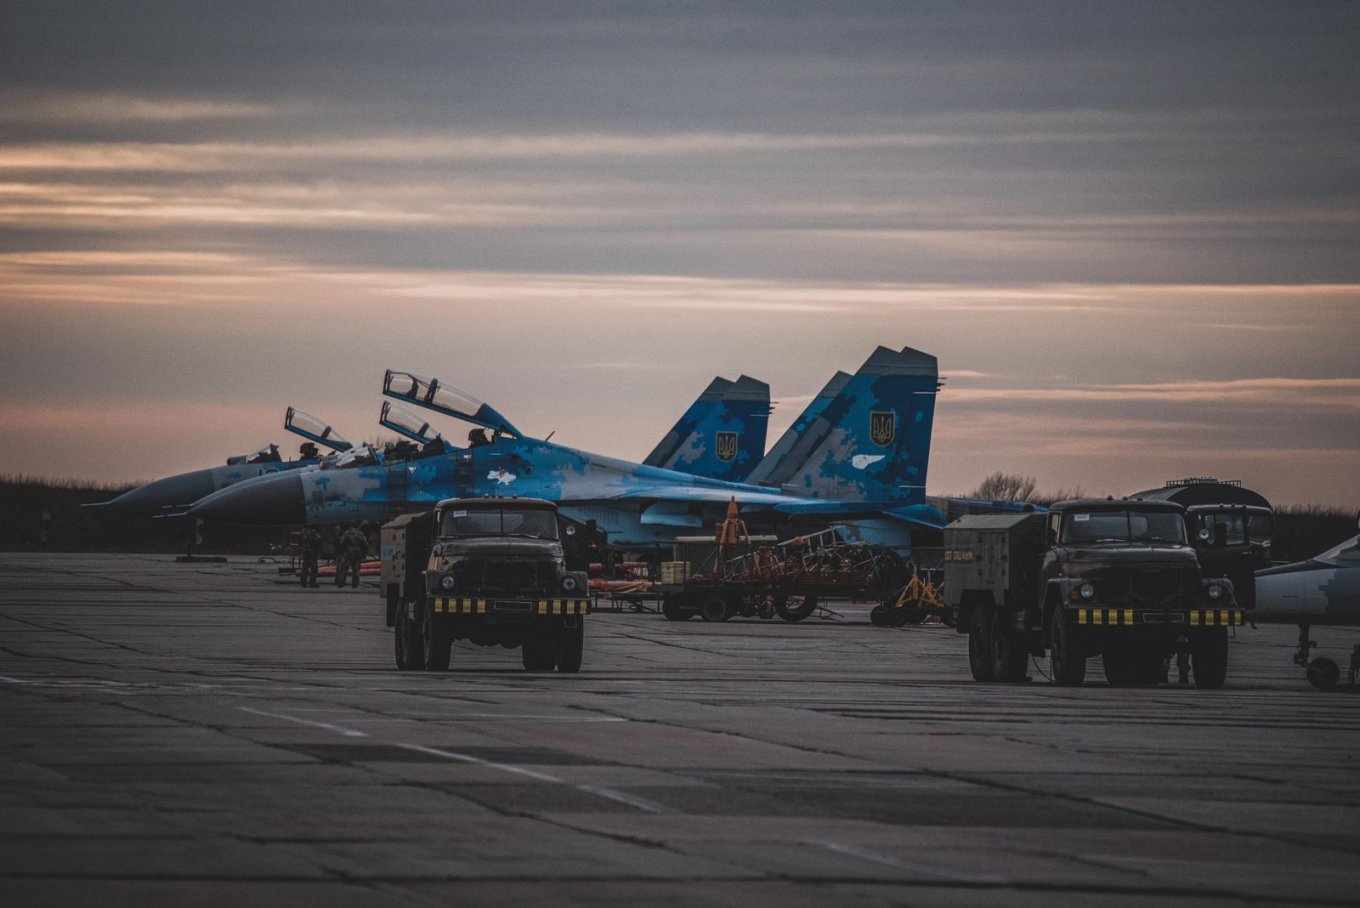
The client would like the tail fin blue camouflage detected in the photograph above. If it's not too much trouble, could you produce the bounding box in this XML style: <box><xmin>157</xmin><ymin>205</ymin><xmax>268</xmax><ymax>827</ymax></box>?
<box><xmin>643</xmin><ymin>375</ymin><xmax>771</xmax><ymax>483</ymax></box>
<box><xmin>750</xmin><ymin>346</ymin><xmax>938</xmax><ymax>503</ymax></box>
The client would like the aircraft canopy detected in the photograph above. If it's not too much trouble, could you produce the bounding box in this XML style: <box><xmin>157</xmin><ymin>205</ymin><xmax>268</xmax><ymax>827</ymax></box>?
<box><xmin>383</xmin><ymin>370</ymin><xmax>522</xmax><ymax>438</ymax></box>
<box><xmin>380</xmin><ymin>401</ymin><xmax>436</xmax><ymax>445</ymax></box>
<box><xmin>285</xmin><ymin>407</ymin><xmax>353</xmax><ymax>452</ymax></box>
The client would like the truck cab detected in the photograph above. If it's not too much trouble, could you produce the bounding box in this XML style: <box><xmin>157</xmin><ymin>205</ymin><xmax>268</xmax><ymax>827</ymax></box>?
<box><xmin>381</xmin><ymin>497</ymin><xmax>590</xmax><ymax>673</ymax></box>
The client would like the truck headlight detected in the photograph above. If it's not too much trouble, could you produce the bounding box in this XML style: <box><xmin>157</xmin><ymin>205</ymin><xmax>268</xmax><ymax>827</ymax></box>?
<box><xmin>440</xmin><ymin>574</ymin><xmax>456</xmax><ymax>591</ymax></box>
<box><xmin>1207</xmin><ymin>583</ymin><xmax>1223</xmax><ymax>600</ymax></box>
<box><xmin>1079</xmin><ymin>583</ymin><xmax>1095</xmax><ymax>600</ymax></box>
<box><xmin>561</xmin><ymin>575</ymin><xmax>579</xmax><ymax>593</ymax></box>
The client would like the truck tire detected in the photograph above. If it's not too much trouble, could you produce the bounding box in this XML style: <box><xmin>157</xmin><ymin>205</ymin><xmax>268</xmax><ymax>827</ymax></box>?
<box><xmin>1048</xmin><ymin>608</ymin><xmax>1087</xmax><ymax>685</ymax></box>
<box><xmin>775</xmin><ymin>594</ymin><xmax>817</xmax><ymax>623</ymax></box>
<box><xmin>558</xmin><ymin>619</ymin><xmax>584</xmax><ymax>673</ymax></box>
<box><xmin>1192</xmin><ymin>628</ymin><xmax>1229</xmax><ymax>689</ymax></box>
<box><xmin>989</xmin><ymin>607</ymin><xmax>1028</xmax><ymax>682</ymax></box>
<box><xmin>422</xmin><ymin>602</ymin><xmax>452</xmax><ymax>671</ymax></box>
<box><xmin>394</xmin><ymin>604</ymin><xmax>426</xmax><ymax>671</ymax></box>
<box><xmin>968</xmin><ymin>606</ymin><xmax>995</xmax><ymax>682</ymax></box>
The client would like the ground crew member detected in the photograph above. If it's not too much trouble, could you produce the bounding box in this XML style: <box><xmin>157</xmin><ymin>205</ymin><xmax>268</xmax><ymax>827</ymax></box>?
<box><xmin>298</xmin><ymin>527</ymin><xmax>321</xmax><ymax>588</ymax></box>
<box><xmin>335</xmin><ymin>525</ymin><xmax>369</xmax><ymax>588</ymax></box>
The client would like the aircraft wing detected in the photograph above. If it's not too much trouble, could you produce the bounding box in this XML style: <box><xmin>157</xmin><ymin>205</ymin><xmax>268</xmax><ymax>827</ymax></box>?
<box><xmin>607</xmin><ymin>487</ymin><xmax>948</xmax><ymax>529</ymax></box>
<box><xmin>610</xmin><ymin>486</ymin><xmax>794</xmax><ymax>507</ymax></box>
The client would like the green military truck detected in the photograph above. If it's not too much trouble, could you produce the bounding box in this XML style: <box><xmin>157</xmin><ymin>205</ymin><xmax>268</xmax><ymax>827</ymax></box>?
<box><xmin>944</xmin><ymin>499</ymin><xmax>1243</xmax><ymax>688</ymax></box>
<box><xmin>381</xmin><ymin>497</ymin><xmax>591</xmax><ymax>673</ymax></box>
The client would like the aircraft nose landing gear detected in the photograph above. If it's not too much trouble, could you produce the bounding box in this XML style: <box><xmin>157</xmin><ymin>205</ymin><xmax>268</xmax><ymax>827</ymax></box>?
<box><xmin>1294</xmin><ymin>623</ymin><xmax>1347</xmax><ymax>692</ymax></box>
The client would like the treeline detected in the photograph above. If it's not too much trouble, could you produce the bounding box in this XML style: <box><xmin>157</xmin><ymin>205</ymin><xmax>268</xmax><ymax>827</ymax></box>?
<box><xmin>0</xmin><ymin>476</ymin><xmax>289</xmax><ymax>554</ymax></box>
<box><xmin>966</xmin><ymin>472</ymin><xmax>1357</xmax><ymax>563</ymax></box>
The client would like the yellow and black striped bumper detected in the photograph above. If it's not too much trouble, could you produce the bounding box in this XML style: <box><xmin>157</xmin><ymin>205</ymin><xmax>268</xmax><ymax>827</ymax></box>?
<box><xmin>432</xmin><ymin>597</ymin><xmax>591</xmax><ymax>616</ymax></box>
<box><xmin>1073</xmin><ymin>607</ymin><xmax>1243</xmax><ymax>627</ymax></box>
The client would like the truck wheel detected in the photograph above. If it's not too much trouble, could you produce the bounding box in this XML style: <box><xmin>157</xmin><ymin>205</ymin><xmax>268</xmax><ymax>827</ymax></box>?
<box><xmin>394</xmin><ymin>605</ymin><xmax>426</xmax><ymax>671</ymax></box>
<box><xmin>558</xmin><ymin>619</ymin><xmax>584</xmax><ymax>673</ymax></box>
<box><xmin>968</xmin><ymin>606</ymin><xmax>995</xmax><ymax>682</ymax></box>
<box><xmin>775</xmin><ymin>594</ymin><xmax>817</xmax><ymax>623</ymax></box>
<box><xmin>1192</xmin><ymin>628</ymin><xmax>1229</xmax><ymax>689</ymax></box>
<box><xmin>1048</xmin><ymin>608</ymin><xmax>1087</xmax><ymax>685</ymax></box>
<box><xmin>700</xmin><ymin>597</ymin><xmax>729</xmax><ymax>622</ymax></box>
<box><xmin>988</xmin><ymin>607</ymin><xmax>1027</xmax><ymax>682</ymax></box>
<box><xmin>422</xmin><ymin>603</ymin><xmax>452</xmax><ymax>671</ymax></box>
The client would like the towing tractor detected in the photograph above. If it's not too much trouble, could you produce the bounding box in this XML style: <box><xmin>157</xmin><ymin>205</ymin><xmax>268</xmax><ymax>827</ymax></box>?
<box><xmin>380</xmin><ymin>498</ymin><xmax>590</xmax><ymax>673</ymax></box>
<box><xmin>944</xmin><ymin>500</ymin><xmax>1244</xmax><ymax>688</ymax></box>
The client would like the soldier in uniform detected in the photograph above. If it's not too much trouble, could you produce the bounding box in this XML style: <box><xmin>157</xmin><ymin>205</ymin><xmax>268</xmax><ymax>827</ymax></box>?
<box><xmin>299</xmin><ymin>527</ymin><xmax>322</xmax><ymax>588</ymax></box>
<box><xmin>336</xmin><ymin>525</ymin><xmax>369</xmax><ymax>589</ymax></box>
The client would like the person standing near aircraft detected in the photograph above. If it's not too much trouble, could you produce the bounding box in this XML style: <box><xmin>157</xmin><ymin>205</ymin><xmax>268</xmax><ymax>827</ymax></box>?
<box><xmin>336</xmin><ymin>525</ymin><xmax>369</xmax><ymax>588</ymax></box>
<box><xmin>298</xmin><ymin>527</ymin><xmax>322</xmax><ymax>588</ymax></box>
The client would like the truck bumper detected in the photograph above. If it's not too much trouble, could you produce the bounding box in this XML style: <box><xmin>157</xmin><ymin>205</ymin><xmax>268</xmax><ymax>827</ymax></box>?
<box><xmin>431</xmin><ymin>597</ymin><xmax>591</xmax><ymax>617</ymax></box>
<box><xmin>1071</xmin><ymin>607</ymin><xmax>1244</xmax><ymax>628</ymax></box>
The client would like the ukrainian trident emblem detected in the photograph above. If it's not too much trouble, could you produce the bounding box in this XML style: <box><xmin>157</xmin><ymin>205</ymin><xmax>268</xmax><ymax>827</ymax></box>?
<box><xmin>869</xmin><ymin>411</ymin><xmax>896</xmax><ymax>447</ymax></box>
<box><xmin>715</xmin><ymin>431</ymin><xmax>739</xmax><ymax>462</ymax></box>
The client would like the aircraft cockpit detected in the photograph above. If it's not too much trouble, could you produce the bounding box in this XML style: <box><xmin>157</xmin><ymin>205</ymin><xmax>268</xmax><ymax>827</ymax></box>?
<box><xmin>323</xmin><ymin>444</ymin><xmax>381</xmax><ymax>470</ymax></box>
<box><xmin>226</xmin><ymin>444</ymin><xmax>283</xmax><ymax>466</ymax></box>
<box><xmin>383</xmin><ymin>370</ymin><xmax>523</xmax><ymax>439</ymax></box>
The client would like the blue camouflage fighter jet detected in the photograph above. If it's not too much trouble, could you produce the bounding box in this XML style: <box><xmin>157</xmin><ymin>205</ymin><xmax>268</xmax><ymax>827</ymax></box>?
<box><xmin>92</xmin><ymin>407</ymin><xmax>354</xmax><ymax>515</ymax></box>
<box><xmin>188</xmin><ymin>346</ymin><xmax>949</xmax><ymax>550</ymax></box>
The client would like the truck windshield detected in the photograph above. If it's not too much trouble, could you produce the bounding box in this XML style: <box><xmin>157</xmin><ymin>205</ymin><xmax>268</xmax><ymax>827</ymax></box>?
<box><xmin>440</xmin><ymin>508</ymin><xmax>559</xmax><ymax>540</ymax></box>
<box><xmin>1062</xmin><ymin>510</ymin><xmax>1186</xmax><ymax>545</ymax></box>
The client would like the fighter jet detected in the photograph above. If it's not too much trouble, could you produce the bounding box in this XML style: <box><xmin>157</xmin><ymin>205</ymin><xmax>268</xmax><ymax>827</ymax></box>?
<box><xmin>187</xmin><ymin>346</ymin><xmax>947</xmax><ymax>551</ymax></box>
<box><xmin>1254</xmin><ymin>528</ymin><xmax>1360</xmax><ymax>690</ymax></box>
<box><xmin>93</xmin><ymin>407</ymin><xmax>352</xmax><ymax>515</ymax></box>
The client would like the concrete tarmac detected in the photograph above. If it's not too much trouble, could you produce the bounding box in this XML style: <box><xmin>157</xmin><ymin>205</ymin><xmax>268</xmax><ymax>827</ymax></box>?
<box><xmin>1</xmin><ymin>553</ymin><xmax>1357</xmax><ymax>907</ymax></box>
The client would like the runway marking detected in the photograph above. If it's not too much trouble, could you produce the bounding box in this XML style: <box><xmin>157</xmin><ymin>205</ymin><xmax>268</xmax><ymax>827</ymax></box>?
<box><xmin>397</xmin><ymin>744</ymin><xmax>674</xmax><ymax>814</ymax></box>
<box><xmin>237</xmin><ymin>706</ymin><xmax>368</xmax><ymax>738</ymax></box>
<box><xmin>576</xmin><ymin>784</ymin><xmax>673</xmax><ymax>814</ymax></box>
<box><xmin>810</xmin><ymin>839</ymin><xmax>1008</xmax><ymax>883</ymax></box>
<box><xmin>396</xmin><ymin>744</ymin><xmax>561</xmax><ymax>782</ymax></box>
<box><xmin>0</xmin><ymin>675</ymin><xmax>33</xmax><ymax>684</ymax></box>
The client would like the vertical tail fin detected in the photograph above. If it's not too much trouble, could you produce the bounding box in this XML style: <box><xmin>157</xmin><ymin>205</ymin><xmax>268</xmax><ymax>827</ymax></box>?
<box><xmin>644</xmin><ymin>375</ymin><xmax>771</xmax><ymax>482</ymax></box>
<box><xmin>751</xmin><ymin>346</ymin><xmax>938</xmax><ymax>502</ymax></box>
<box><xmin>746</xmin><ymin>370</ymin><xmax>852</xmax><ymax>488</ymax></box>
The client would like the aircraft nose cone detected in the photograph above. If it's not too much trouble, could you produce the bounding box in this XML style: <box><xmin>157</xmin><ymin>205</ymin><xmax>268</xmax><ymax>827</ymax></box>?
<box><xmin>104</xmin><ymin>472</ymin><xmax>217</xmax><ymax>513</ymax></box>
<box><xmin>189</xmin><ymin>472</ymin><xmax>305</xmax><ymax>526</ymax></box>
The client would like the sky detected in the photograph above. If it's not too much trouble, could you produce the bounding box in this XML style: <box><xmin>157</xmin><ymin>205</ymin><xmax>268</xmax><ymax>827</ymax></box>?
<box><xmin>1</xmin><ymin>1</ymin><xmax>1357</xmax><ymax>508</ymax></box>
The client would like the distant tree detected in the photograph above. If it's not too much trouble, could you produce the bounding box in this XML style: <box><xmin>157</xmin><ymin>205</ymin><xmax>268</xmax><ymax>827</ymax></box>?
<box><xmin>970</xmin><ymin>472</ymin><xmax>1037</xmax><ymax>501</ymax></box>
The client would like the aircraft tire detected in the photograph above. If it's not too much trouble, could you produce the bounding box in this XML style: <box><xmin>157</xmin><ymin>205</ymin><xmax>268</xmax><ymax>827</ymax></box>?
<box><xmin>1307</xmin><ymin>657</ymin><xmax>1340</xmax><ymax>691</ymax></box>
<box><xmin>1049</xmin><ymin>608</ymin><xmax>1087</xmax><ymax>685</ymax></box>
<box><xmin>775</xmin><ymin>594</ymin><xmax>817</xmax><ymax>623</ymax></box>
<box><xmin>988</xmin><ymin>607</ymin><xmax>1028</xmax><ymax>682</ymax></box>
<box><xmin>968</xmin><ymin>606</ymin><xmax>995</xmax><ymax>681</ymax></box>
<box><xmin>558</xmin><ymin>620</ymin><xmax>584</xmax><ymax>674</ymax></box>
<box><xmin>1193</xmin><ymin>629</ymin><xmax>1229</xmax><ymax>689</ymax></box>
<box><xmin>422</xmin><ymin>603</ymin><xmax>452</xmax><ymax>671</ymax></box>
<box><xmin>869</xmin><ymin>604</ymin><xmax>888</xmax><ymax>626</ymax></box>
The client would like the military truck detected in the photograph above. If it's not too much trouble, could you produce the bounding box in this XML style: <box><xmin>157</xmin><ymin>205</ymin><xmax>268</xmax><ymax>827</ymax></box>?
<box><xmin>944</xmin><ymin>499</ymin><xmax>1243</xmax><ymax>688</ymax></box>
<box><xmin>380</xmin><ymin>497</ymin><xmax>590</xmax><ymax>673</ymax></box>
